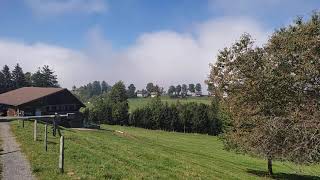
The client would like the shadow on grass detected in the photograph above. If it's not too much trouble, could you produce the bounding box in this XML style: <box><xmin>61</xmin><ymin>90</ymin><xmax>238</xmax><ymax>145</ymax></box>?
<box><xmin>247</xmin><ymin>169</ymin><xmax>320</xmax><ymax>180</ymax></box>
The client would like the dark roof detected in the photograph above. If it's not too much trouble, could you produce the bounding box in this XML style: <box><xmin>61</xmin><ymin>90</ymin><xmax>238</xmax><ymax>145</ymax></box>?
<box><xmin>0</xmin><ymin>87</ymin><xmax>65</xmax><ymax>106</ymax></box>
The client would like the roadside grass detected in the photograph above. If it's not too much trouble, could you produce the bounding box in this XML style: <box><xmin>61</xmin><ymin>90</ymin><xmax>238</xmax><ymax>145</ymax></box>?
<box><xmin>128</xmin><ymin>96</ymin><xmax>211</xmax><ymax>112</ymax></box>
<box><xmin>0</xmin><ymin>138</ymin><xmax>2</xmax><ymax>179</ymax></box>
<box><xmin>11</xmin><ymin>120</ymin><xmax>320</xmax><ymax>180</ymax></box>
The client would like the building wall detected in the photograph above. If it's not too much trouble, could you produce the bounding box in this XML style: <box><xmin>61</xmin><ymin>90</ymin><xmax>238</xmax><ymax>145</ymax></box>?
<box><xmin>19</xmin><ymin>89</ymin><xmax>84</xmax><ymax>116</ymax></box>
<box><xmin>7</xmin><ymin>108</ymin><xmax>17</xmax><ymax>116</ymax></box>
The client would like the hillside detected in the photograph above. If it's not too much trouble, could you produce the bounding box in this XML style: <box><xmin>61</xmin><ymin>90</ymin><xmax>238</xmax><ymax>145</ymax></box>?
<box><xmin>11</xmin><ymin>121</ymin><xmax>320</xmax><ymax>180</ymax></box>
<box><xmin>128</xmin><ymin>96</ymin><xmax>211</xmax><ymax>112</ymax></box>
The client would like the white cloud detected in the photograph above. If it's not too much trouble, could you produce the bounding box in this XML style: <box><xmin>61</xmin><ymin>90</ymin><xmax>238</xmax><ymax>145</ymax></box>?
<box><xmin>0</xmin><ymin>17</ymin><xmax>269</xmax><ymax>90</ymax></box>
<box><xmin>25</xmin><ymin>0</ymin><xmax>107</xmax><ymax>16</ymax></box>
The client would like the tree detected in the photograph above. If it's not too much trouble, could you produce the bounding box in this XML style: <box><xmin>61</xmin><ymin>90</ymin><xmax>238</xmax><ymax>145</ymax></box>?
<box><xmin>207</xmin><ymin>82</ymin><xmax>214</xmax><ymax>96</ymax></box>
<box><xmin>92</xmin><ymin>81</ymin><xmax>102</xmax><ymax>96</ymax></box>
<box><xmin>168</xmin><ymin>85</ymin><xmax>176</xmax><ymax>98</ymax></box>
<box><xmin>208</xmin><ymin>13</ymin><xmax>320</xmax><ymax>175</ymax></box>
<box><xmin>2</xmin><ymin>65</ymin><xmax>13</xmax><ymax>92</ymax></box>
<box><xmin>12</xmin><ymin>63</ymin><xmax>27</xmax><ymax>88</ymax></box>
<box><xmin>0</xmin><ymin>71</ymin><xmax>5</xmax><ymax>93</ymax></box>
<box><xmin>146</xmin><ymin>82</ymin><xmax>154</xmax><ymax>95</ymax></box>
<box><xmin>24</xmin><ymin>72</ymin><xmax>32</xmax><ymax>87</ymax></box>
<box><xmin>154</xmin><ymin>85</ymin><xmax>161</xmax><ymax>95</ymax></box>
<box><xmin>176</xmin><ymin>85</ymin><xmax>181</xmax><ymax>96</ymax></box>
<box><xmin>109</xmin><ymin>81</ymin><xmax>128</xmax><ymax>103</ymax></box>
<box><xmin>32</xmin><ymin>65</ymin><xmax>59</xmax><ymax>87</ymax></box>
<box><xmin>195</xmin><ymin>83</ymin><xmax>202</xmax><ymax>93</ymax></box>
<box><xmin>41</xmin><ymin>65</ymin><xmax>59</xmax><ymax>87</ymax></box>
<box><xmin>127</xmin><ymin>84</ymin><xmax>136</xmax><ymax>98</ymax></box>
<box><xmin>181</xmin><ymin>84</ymin><xmax>188</xmax><ymax>97</ymax></box>
<box><xmin>101</xmin><ymin>81</ymin><xmax>110</xmax><ymax>93</ymax></box>
<box><xmin>112</xmin><ymin>101</ymin><xmax>129</xmax><ymax>125</ymax></box>
<box><xmin>31</xmin><ymin>68</ymin><xmax>43</xmax><ymax>87</ymax></box>
<box><xmin>188</xmin><ymin>84</ymin><xmax>195</xmax><ymax>93</ymax></box>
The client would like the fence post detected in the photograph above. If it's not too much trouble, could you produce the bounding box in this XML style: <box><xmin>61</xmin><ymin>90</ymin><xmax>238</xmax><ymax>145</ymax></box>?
<box><xmin>22</xmin><ymin>119</ymin><xmax>25</xmax><ymax>128</ymax></box>
<box><xmin>34</xmin><ymin>120</ymin><xmax>37</xmax><ymax>141</ymax></box>
<box><xmin>44</xmin><ymin>123</ymin><xmax>48</xmax><ymax>151</ymax></box>
<box><xmin>53</xmin><ymin>113</ymin><xmax>60</xmax><ymax>137</ymax></box>
<box><xmin>59</xmin><ymin>136</ymin><xmax>64</xmax><ymax>173</ymax></box>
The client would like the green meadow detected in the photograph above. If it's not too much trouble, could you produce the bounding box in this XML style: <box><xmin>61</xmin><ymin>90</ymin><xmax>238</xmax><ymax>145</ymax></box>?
<box><xmin>128</xmin><ymin>96</ymin><xmax>211</xmax><ymax>112</ymax></box>
<box><xmin>11</xmin><ymin>121</ymin><xmax>320</xmax><ymax>180</ymax></box>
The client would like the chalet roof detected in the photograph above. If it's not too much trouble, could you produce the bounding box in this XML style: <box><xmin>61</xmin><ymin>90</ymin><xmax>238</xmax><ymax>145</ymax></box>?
<box><xmin>0</xmin><ymin>87</ymin><xmax>65</xmax><ymax>106</ymax></box>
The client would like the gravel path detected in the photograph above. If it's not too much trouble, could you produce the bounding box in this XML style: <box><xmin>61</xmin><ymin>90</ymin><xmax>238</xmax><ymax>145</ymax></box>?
<box><xmin>0</xmin><ymin>121</ymin><xmax>35</xmax><ymax>180</ymax></box>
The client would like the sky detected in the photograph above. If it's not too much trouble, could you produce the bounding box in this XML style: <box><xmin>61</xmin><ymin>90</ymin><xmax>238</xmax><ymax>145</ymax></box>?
<box><xmin>0</xmin><ymin>0</ymin><xmax>319</xmax><ymax>90</ymax></box>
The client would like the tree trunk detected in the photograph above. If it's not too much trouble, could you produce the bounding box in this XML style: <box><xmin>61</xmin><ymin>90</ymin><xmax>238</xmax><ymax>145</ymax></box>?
<box><xmin>268</xmin><ymin>157</ymin><xmax>273</xmax><ymax>176</ymax></box>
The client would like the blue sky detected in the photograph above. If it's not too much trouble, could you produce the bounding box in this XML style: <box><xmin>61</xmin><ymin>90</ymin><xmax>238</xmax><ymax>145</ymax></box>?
<box><xmin>0</xmin><ymin>0</ymin><xmax>319</xmax><ymax>89</ymax></box>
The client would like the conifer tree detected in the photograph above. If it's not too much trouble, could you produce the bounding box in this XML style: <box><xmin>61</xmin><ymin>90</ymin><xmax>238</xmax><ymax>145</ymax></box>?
<box><xmin>12</xmin><ymin>63</ymin><xmax>27</xmax><ymax>88</ymax></box>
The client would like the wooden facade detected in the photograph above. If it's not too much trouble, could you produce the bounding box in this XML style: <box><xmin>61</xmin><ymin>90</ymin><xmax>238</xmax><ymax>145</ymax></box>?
<box><xmin>0</xmin><ymin>87</ymin><xmax>85</xmax><ymax>127</ymax></box>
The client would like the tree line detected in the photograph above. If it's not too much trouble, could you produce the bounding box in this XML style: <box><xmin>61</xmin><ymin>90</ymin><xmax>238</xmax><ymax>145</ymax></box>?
<box><xmin>207</xmin><ymin>12</ymin><xmax>320</xmax><ymax>175</ymax></box>
<box><xmin>0</xmin><ymin>64</ymin><xmax>59</xmax><ymax>94</ymax></box>
<box><xmin>72</xmin><ymin>81</ymin><xmax>112</xmax><ymax>102</ymax></box>
<box><xmin>167</xmin><ymin>83</ymin><xmax>202</xmax><ymax>98</ymax></box>
<box><xmin>81</xmin><ymin>81</ymin><xmax>226</xmax><ymax>135</ymax></box>
<box><xmin>130</xmin><ymin>98</ymin><xmax>227</xmax><ymax>135</ymax></box>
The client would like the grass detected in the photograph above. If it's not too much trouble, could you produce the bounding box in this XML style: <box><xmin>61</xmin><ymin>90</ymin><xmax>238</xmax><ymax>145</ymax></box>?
<box><xmin>0</xmin><ymin>138</ymin><xmax>2</xmax><ymax>179</ymax></box>
<box><xmin>10</xmin><ymin>120</ymin><xmax>320</xmax><ymax>180</ymax></box>
<box><xmin>128</xmin><ymin>96</ymin><xmax>211</xmax><ymax>112</ymax></box>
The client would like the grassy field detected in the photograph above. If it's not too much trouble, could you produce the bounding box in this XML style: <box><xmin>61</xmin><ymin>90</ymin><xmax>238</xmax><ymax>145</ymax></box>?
<box><xmin>0</xmin><ymin>138</ymin><xmax>2</xmax><ymax>179</ymax></box>
<box><xmin>10</xmin><ymin>120</ymin><xmax>320</xmax><ymax>180</ymax></box>
<box><xmin>128</xmin><ymin>96</ymin><xmax>211</xmax><ymax>112</ymax></box>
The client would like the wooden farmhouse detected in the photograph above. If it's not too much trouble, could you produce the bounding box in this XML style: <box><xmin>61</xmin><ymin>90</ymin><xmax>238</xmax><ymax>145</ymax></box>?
<box><xmin>0</xmin><ymin>87</ymin><xmax>85</xmax><ymax>127</ymax></box>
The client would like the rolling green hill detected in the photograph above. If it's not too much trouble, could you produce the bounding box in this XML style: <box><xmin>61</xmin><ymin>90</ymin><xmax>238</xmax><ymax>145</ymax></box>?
<box><xmin>11</xmin><ymin>121</ymin><xmax>320</xmax><ymax>180</ymax></box>
<box><xmin>128</xmin><ymin>96</ymin><xmax>211</xmax><ymax>112</ymax></box>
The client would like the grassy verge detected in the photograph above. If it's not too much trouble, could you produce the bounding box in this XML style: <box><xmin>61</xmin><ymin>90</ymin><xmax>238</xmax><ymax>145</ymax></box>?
<box><xmin>0</xmin><ymin>137</ymin><xmax>2</xmax><ymax>179</ymax></box>
<box><xmin>128</xmin><ymin>96</ymin><xmax>211</xmax><ymax>112</ymax></box>
<box><xmin>11</xmin><ymin>120</ymin><xmax>320</xmax><ymax>180</ymax></box>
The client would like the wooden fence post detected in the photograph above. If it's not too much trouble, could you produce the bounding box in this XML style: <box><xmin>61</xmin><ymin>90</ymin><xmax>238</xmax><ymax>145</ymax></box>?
<box><xmin>44</xmin><ymin>123</ymin><xmax>48</xmax><ymax>151</ymax></box>
<box><xmin>34</xmin><ymin>120</ymin><xmax>37</xmax><ymax>141</ymax></box>
<box><xmin>22</xmin><ymin>119</ymin><xmax>24</xmax><ymax>128</ymax></box>
<box><xmin>59</xmin><ymin>136</ymin><xmax>64</xmax><ymax>173</ymax></box>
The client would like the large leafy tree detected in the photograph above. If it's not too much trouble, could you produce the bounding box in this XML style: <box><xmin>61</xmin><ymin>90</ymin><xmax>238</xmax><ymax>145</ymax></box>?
<box><xmin>101</xmin><ymin>80</ymin><xmax>111</xmax><ymax>93</ymax></box>
<box><xmin>12</xmin><ymin>63</ymin><xmax>27</xmax><ymax>88</ymax></box>
<box><xmin>181</xmin><ymin>84</ymin><xmax>187</xmax><ymax>97</ymax></box>
<box><xmin>176</xmin><ymin>85</ymin><xmax>181</xmax><ymax>96</ymax></box>
<box><xmin>109</xmin><ymin>81</ymin><xmax>128</xmax><ymax>103</ymax></box>
<box><xmin>168</xmin><ymin>85</ymin><xmax>176</xmax><ymax>98</ymax></box>
<box><xmin>208</xmin><ymin>13</ymin><xmax>320</xmax><ymax>175</ymax></box>
<box><xmin>146</xmin><ymin>82</ymin><xmax>154</xmax><ymax>95</ymax></box>
<box><xmin>195</xmin><ymin>83</ymin><xmax>202</xmax><ymax>93</ymax></box>
<box><xmin>109</xmin><ymin>81</ymin><xmax>129</xmax><ymax>125</ymax></box>
<box><xmin>127</xmin><ymin>84</ymin><xmax>136</xmax><ymax>98</ymax></box>
<box><xmin>92</xmin><ymin>81</ymin><xmax>102</xmax><ymax>96</ymax></box>
<box><xmin>188</xmin><ymin>84</ymin><xmax>195</xmax><ymax>93</ymax></box>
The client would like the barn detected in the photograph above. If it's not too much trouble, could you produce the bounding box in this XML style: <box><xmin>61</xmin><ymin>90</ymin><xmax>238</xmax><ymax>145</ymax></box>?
<box><xmin>0</xmin><ymin>87</ymin><xmax>85</xmax><ymax>127</ymax></box>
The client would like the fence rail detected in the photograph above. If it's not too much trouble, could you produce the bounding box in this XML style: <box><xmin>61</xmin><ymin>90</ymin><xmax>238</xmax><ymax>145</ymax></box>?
<box><xmin>0</xmin><ymin>113</ymin><xmax>74</xmax><ymax>121</ymax></box>
<box><xmin>0</xmin><ymin>113</ymin><xmax>71</xmax><ymax>173</ymax></box>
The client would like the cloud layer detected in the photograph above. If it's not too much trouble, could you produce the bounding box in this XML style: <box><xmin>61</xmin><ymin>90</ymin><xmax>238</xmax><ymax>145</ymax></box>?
<box><xmin>0</xmin><ymin>17</ymin><xmax>269</xmax><ymax>90</ymax></box>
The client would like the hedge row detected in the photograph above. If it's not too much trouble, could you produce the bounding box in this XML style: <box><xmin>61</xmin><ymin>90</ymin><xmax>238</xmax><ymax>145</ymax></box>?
<box><xmin>129</xmin><ymin>98</ymin><xmax>226</xmax><ymax>135</ymax></box>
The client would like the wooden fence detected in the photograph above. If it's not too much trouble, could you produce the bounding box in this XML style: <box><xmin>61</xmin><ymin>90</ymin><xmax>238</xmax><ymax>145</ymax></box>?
<box><xmin>0</xmin><ymin>113</ymin><xmax>75</xmax><ymax>173</ymax></box>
